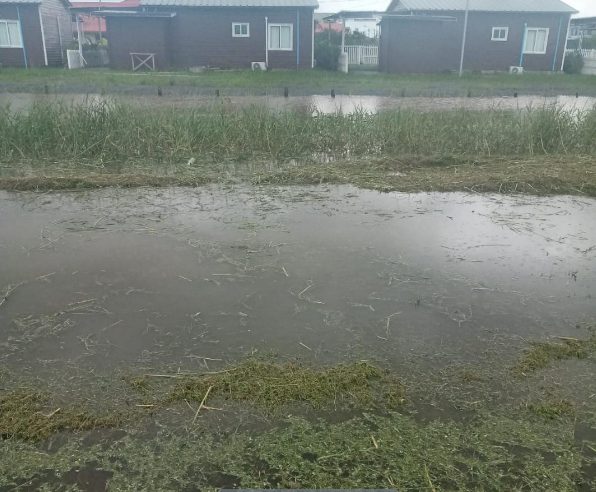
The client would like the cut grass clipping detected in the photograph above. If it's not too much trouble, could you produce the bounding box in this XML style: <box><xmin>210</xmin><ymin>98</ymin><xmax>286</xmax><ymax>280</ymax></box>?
<box><xmin>513</xmin><ymin>332</ymin><xmax>596</xmax><ymax>376</ymax></box>
<box><xmin>0</xmin><ymin>390</ymin><xmax>121</xmax><ymax>441</ymax></box>
<box><xmin>1</xmin><ymin>361</ymin><xmax>404</xmax><ymax>442</ymax></box>
<box><xmin>167</xmin><ymin>359</ymin><xmax>406</xmax><ymax>412</ymax></box>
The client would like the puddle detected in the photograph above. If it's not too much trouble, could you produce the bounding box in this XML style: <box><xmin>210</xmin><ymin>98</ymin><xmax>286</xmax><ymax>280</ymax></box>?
<box><xmin>1</xmin><ymin>92</ymin><xmax>594</xmax><ymax>114</ymax></box>
<box><xmin>1</xmin><ymin>186</ymin><xmax>594</xmax><ymax>375</ymax></box>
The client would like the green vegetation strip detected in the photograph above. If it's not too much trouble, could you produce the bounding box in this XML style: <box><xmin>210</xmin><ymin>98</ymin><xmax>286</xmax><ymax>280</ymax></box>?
<box><xmin>2</xmin><ymin>102</ymin><xmax>595</xmax><ymax>162</ymax></box>
<box><xmin>1</xmin><ymin>156</ymin><xmax>594</xmax><ymax>196</ymax></box>
<box><xmin>0</xmin><ymin>410</ymin><xmax>591</xmax><ymax>490</ymax></box>
<box><xmin>166</xmin><ymin>360</ymin><xmax>405</xmax><ymax>412</ymax></box>
<box><xmin>0</xmin><ymin>390</ymin><xmax>121</xmax><ymax>441</ymax></box>
<box><xmin>1</xmin><ymin>102</ymin><xmax>595</xmax><ymax>196</ymax></box>
<box><xmin>1</xmin><ymin>353</ymin><xmax>595</xmax><ymax>490</ymax></box>
<box><xmin>513</xmin><ymin>332</ymin><xmax>596</xmax><ymax>376</ymax></box>
<box><xmin>1</xmin><ymin>68</ymin><xmax>596</xmax><ymax>97</ymax></box>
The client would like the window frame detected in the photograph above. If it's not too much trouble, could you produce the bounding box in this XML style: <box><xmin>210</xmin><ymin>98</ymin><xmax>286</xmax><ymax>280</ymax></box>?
<box><xmin>268</xmin><ymin>23</ymin><xmax>293</xmax><ymax>51</ymax></box>
<box><xmin>491</xmin><ymin>26</ymin><xmax>509</xmax><ymax>42</ymax></box>
<box><xmin>232</xmin><ymin>22</ymin><xmax>250</xmax><ymax>38</ymax></box>
<box><xmin>523</xmin><ymin>27</ymin><xmax>549</xmax><ymax>54</ymax></box>
<box><xmin>0</xmin><ymin>19</ymin><xmax>23</xmax><ymax>48</ymax></box>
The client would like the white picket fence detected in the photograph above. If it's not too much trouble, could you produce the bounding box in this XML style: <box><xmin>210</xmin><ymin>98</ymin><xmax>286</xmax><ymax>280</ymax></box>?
<box><xmin>344</xmin><ymin>45</ymin><xmax>379</xmax><ymax>65</ymax></box>
<box><xmin>581</xmin><ymin>49</ymin><xmax>596</xmax><ymax>59</ymax></box>
<box><xmin>566</xmin><ymin>48</ymin><xmax>596</xmax><ymax>58</ymax></box>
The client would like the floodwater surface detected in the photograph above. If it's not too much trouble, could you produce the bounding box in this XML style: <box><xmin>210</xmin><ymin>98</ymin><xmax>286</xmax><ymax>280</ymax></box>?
<box><xmin>1</xmin><ymin>92</ymin><xmax>595</xmax><ymax>114</ymax></box>
<box><xmin>1</xmin><ymin>186</ymin><xmax>594</xmax><ymax>376</ymax></box>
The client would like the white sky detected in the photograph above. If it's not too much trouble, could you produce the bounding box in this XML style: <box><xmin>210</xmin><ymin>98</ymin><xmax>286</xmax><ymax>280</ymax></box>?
<box><xmin>317</xmin><ymin>0</ymin><xmax>596</xmax><ymax>18</ymax></box>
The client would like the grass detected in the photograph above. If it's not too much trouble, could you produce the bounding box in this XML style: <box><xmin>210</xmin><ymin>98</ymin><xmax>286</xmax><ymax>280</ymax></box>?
<box><xmin>0</xmin><ymin>102</ymin><xmax>595</xmax><ymax>195</ymax></box>
<box><xmin>1</xmin><ymin>68</ymin><xmax>596</xmax><ymax>97</ymax></box>
<box><xmin>528</xmin><ymin>399</ymin><xmax>575</xmax><ymax>419</ymax></box>
<box><xmin>0</xmin><ymin>353</ymin><xmax>594</xmax><ymax>489</ymax></box>
<box><xmin>0</xmin><ymin>390</ymin><xmax>121</xmax><ymax>441</ymax></box>
<box><xmin>0</xmin><ymin>410</ymin><xmax>590</xmax><ymax>490</ymax></box>
<box><xmin>513</xmin><ymin>333</ymin><xmax>596</xmax><ymax>376</ymax></box>
<box><xmin>2</xmin><ymin>102</ymin><xmax>595</xmax><ymax>162</ymax></box>
<box><xmin>166</xmin><ymin>359</ymin><xmax>405</xmax><ymax>412</ymax></box>
<box><xmin>1</xmin><ymin>155</ymin><xmax>594</xmax><ymax>196</ymax></box>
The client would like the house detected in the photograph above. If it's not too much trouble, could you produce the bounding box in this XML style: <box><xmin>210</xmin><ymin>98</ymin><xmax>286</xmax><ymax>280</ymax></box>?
<box><xmin>379</xmin><ymin>0</ymin><xmax>577</xmax><ymax>74</ymax></box>
<box><xmin>102</xmin><ymin>0</ymin><xmax>318</xmax><ymax>71</ymax></box>
<box><xmin>569</xmin><ymin>17</ymin><xmax>596</xmax><ymax>39</ymax></box>
<box><xmin>314</xmin><ymin>12</ymin><xmax>342</xmax><ymax>34</ymax></box>
<box><xmin>70</xmin><ymin>0</ymin><xmax>140</xmax><ymax>45</ymax></box>
<box><xmin>0</xmin><ymin>0</ymin><xmax>72</xmax><ymax>67</ymax></box>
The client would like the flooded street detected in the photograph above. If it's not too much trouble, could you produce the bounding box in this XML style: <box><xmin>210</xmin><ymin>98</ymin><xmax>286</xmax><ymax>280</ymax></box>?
<box><xmin>1</xmin><ymin>92</ymin><xmax>595</xmax><ymax>114</ymax></box>
<box><xmin>1</xmin><ymin>186</ymin><xmax>594</xmax><ymax>375</ymax></box>
<box><xmin>2</xmin><ymin>185</ymin><xmax>596</xmax><ymax>490</ymax></box>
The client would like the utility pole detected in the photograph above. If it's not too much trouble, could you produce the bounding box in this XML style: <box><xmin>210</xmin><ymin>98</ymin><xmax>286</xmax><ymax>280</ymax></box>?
<box><xmin>458</xmin><ymin>0</ymin><xmax>470</xmax><ymax>77</ymax></box>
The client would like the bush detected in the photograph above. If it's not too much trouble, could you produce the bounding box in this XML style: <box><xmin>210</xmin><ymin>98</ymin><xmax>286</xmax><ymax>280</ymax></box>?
<box><xmin>582</xmin><ymin>36</ymin><xmax>596</xmax><ymax>49</ymax></box>
<box><xmin>314</xmin><ymin>35</ymin><xmax>340</xmax><ymax>71</ymax></box>
<box><xmin>563</xmin><ymin>52</ymin><xmax>584</xmax><ymax>74</ymax></box>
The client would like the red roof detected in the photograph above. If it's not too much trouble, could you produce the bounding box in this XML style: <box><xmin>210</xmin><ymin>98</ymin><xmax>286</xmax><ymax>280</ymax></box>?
<box><xmin>70</xmin><ymin>0</ymin><xmax>139</xmax><ymax>9</ymax></box>
<box><xmin>78</xmin><ymin>13</ymin><xmax>106</xmax><ymax>33</ymax></box>
<box><xmin>72</xmin><ymin>0</ymin><xmax>140</xmax><ymax>33</ymax></box>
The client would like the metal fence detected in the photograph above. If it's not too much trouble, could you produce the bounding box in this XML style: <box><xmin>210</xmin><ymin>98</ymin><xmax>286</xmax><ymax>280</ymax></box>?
<box><xmin>344</xmin><ymin>45</ymin><xmax>379</xmax><ymax>65</ymax></box>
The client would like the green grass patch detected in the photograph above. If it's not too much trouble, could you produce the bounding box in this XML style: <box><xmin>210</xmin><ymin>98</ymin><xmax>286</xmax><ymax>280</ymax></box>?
<box><xmin>0</xmin><ymin>102</ymin><xmax>595</xmax><ymax>196</ymax></box>
<box><xmin>513</xmin><ymin>334</ymin><xmax>596</xmax><ymax>376</ymax></box>
<box><xmin>528</xmin><ymin>399</ymin><xmax>575</xmax><ymax>419</ymax></box>
<box><xmin>1</xmin><ymin>102</ymin><xmax>595</xmax><ymax>163</ymax></box>
<box><xmin>1</xmin><ymin>68</ymin><xmax>596</xmax><ymax>97</ymax></box>
<box><xmin>0</xmin><ymin>412</ymin><xmax>590</xmax><ymax>490</ymax></box>
<box><xmin>167</xmin><ymin>359</ymin><xmax>405</xmax><ymax>412</ymax></box>
<box><xmin>0</xmin><ymin>356</ymin><xmax>594</xmax><ymax>489</ymax></box>
<box><xmin>0</xmin><ymin>390</ymin><xmax>122</xmax><ymax>441</ymax></box>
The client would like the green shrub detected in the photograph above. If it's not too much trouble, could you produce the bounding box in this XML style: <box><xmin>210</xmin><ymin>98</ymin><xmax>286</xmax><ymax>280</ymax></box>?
<box><xmin>563</xmin><ymin>52</ymin><xmax>584</xmax><ymax>74</ymax></box>
<box><xmin>314</xmin><ymin>35</ymin><xmax>340</xmax><ymax>71</ymax></box>
<box><xmin>581</xmin><ymin>36</ymin><xmax>596</xmax><ymax>49</ymax></box>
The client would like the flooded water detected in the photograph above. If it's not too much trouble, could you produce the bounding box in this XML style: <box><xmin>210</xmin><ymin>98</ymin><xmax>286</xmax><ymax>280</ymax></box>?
<box><xmin>1</xmin><ymin>186</ymin><xmax>594</xmax><ymax>375</ymax></box>
<box><xmin>1</xmin><ymin>92</ymin><xmax>595</xmax><ymax>114</ymax></box>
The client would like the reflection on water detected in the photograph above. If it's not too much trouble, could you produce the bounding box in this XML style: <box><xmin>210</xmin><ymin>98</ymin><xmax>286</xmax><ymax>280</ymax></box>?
<box><xmin>1</xmin><ymin>92</ymin><xmax>594</xmax><ymax>114</ymax></box>
<box><xmin>1</xmin><ymin>186</ymin><xmax>594</xmax><ymax>374</ymax></box>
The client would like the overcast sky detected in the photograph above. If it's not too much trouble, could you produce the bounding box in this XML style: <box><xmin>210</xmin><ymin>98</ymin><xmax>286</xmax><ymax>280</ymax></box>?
<box><xmin>318</xmin><ymin>0</ymin><xmax>596</xmax><ymax>17</ymax></box>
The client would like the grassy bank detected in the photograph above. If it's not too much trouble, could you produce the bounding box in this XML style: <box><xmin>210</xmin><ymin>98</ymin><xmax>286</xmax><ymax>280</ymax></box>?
<box><xmin>1</xmin><ymin>68</ymin><xmax>596</xmax><ymax>97</ymax></box>
<box><xmin>0</xmin><ymin>102</ymin><xmax>595</xmax><ymax>195</ymax></box>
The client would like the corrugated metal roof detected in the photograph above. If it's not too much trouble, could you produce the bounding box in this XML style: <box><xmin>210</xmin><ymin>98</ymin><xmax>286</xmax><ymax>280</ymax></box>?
<box><xmin>140</xmin><ymin>0</ymin><xmax>318</xmax><ymax>7</ymax></box>
<box><xmin>389</xmin><ymin>0</ymin><xmax>577</xmax><ymax>14</ymax></box>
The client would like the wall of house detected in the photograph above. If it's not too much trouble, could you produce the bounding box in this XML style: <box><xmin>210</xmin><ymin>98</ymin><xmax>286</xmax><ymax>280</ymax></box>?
<box><xmin>380</xmin><ymin>11</ymin><xmax>571</xmax><ymax>73</ymax></box>
<box><xmin>0</xmin><ymin>3</ymin><xmax>45</xmax><ymax>67</ymax></box>
<box><xmin>39</xmin><ymin>0</ymin><xmax>74</xmax><ymax>66</ymax></box>
<box><xmin>107</xmin><ymin>16</ymin><xmax>171</xmax><ymax>70</ymax></box>
<box><xmin>107</xmin><ymin>7</ymin><xmax>314</xmax><ymax>70</ymax></box>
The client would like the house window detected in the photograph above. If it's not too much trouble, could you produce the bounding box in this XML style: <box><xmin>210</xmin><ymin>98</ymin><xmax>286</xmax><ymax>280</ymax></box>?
<box><xmin>491</xmin><ymin>27</ymin><xmax>508</xmax><ymax>41</ymax></box>
<box><xmin>232</xmin><ymin>23</ymin><xmax>249</xmax><ymax>38</ymax></box>
<box><xmin>0</xmin><ymin>19</ymin><xmax>23</xmax><ymax>48</ymax></box>
<box><xmin>524</xmin><ymin>28</ymin><xmax>549</xmax><ymax>54</ymax></box>
<box><xmin>268</xmin><ymin>23</ymin><xmax>293</xmax><ymax>51</ymax></box>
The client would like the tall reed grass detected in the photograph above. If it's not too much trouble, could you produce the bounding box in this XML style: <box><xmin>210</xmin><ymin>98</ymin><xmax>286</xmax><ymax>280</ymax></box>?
<box><xmin>0</xmin><ymin>102</ymin><xmax>594</xmax><ymax>163</ymax></box>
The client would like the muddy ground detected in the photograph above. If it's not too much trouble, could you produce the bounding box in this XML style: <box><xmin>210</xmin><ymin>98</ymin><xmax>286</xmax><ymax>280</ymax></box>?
<box><xmin>0</xmin><ymin>185</ymin><xmax>595</xmax><ymax>490</ymax></box>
